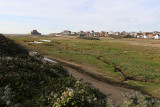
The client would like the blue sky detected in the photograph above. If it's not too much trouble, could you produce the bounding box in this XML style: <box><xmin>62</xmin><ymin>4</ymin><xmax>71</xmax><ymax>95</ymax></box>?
<box><xmin>0</xmin><ymin>0</ymin><xmax>160</xmax><ymax>34</ymax></box>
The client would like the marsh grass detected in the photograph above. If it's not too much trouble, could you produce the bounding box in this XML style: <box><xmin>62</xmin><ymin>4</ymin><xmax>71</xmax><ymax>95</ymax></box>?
<box><xmin>10</xmin><ymin>35</ymin><xmax>160</xmax><ymax>98</ymax></box>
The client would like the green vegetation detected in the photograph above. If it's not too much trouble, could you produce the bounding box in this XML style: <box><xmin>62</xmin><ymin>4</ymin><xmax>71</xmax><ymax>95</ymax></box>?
<box><xmin>48</xmin><ymin>33</ymin><xmax>56</xmax><ymax>36</ymax></box>
<box><xmin>10</xmin><ymin>35</ymin><xmax>160</xmax><ymax>99</ymax></box>
<box><xmin>122</xmin><ymin>92</ymin><xmax>160</xmax><ymax>107</ymax></box>
<box><xmin>0</xmin><ymin>34</ymin><xmax>107</xmax><ymax>106</ymax></box>
<box><xmin>78</xmin><ymin>36</ymin><xmax>100</xmax><ymax>40</ymax></box>
<box><xmin>0</xmin><ymin>34</ymin><xmax>28</xmax><ymax>57</ymax></box>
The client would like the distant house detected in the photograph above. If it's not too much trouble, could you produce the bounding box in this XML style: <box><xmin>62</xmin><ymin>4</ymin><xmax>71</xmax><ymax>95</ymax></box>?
<box><xmin>148</xmin><ymin>34</ymin><xmax>154</xmax><ymax>39</ymax></box>
<box><xmin>114</xmin><ymin>32</ymin><xmax>120</xmax><ymax>36</ymax></box>
<box><xmin>91</xmin><ymin>30</ymin><xmax>94</xmax><ymax>36</ymax></box>
<box><xmin>137</xmin><ymin>35</ymin><xmax>140</xmax><ymax>38</ymax></box>
<box><xmin>130</xmin><ymin>32</ymin><xmax>137</xmax><ymax>37</ymax></box>
<box><xmin>86</xmin><ymin>31</ymin><xmax>91</xmax><ymax>36</ymax></box>
<box><xmin>78</xmin><ymin>31</ymin><xmax>90</xmax><ymax>36</ymax></box>
<box><xmin>29</xmin><ymin>30</ymin><xmax>41</xmax><ymax>35</ymax></box>
<box><xmin>137</xmin><ymin>35</ymin><xmax>143</xmax><ymax>38</ymax></box>
<box><xmin>142</xmin><ymin>33</ymin><xmax>147</xmax><ymax>38</ymax></box>
<box><xmin>61</xmin><ymin>30</ymin><xmax>71</xmax><ymax>35</ymax></box>
<box><xmin>143</xmin><ymin>35</ymin><xmax>148</xmax><ymax>39</ymax></box>
<box><xmin>121</xmin><ymin>31</ymin><xmax>126</xmax><ymax>35</ymax></box>
<box><xmin>108</xmin><ymin>31</ymin><xmax>113</xmax><ymax>35</ymax></box>
<box><xmin>94</xmin><ymin>32</ymin><xmax>100</xmax><ymax>36</ymax></box>
<box><xmin>101</xmin><ymin>31</ymin><xmax>106</xmax><ymax>34</ymax></box>
<box><xmin>154</xmin><ymin>35</ymin><xmax>160</xmax><ymax>39</ymax></box>
<box><xmin>153</xmin><ymin>31</ymin><xmax>158</xmax><ymax>34</ymax></box>
<box><xmin>71</xmin><ymin>32</ymin><xmax>77</xmax><ymax>35</ymax></box>
<box><xmin>98</xmin><ymin>34</ymin><xmax>108</xmax><ymax>36</ymax></box>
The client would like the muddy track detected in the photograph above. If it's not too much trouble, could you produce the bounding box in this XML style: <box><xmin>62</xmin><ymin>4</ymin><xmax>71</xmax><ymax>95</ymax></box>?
<box><xmin>43</xmin><ymin>56</ymin><xmax>137</xmax><ymax>104</ymax></box>
<box><xmin>65</xmin><ymin>66</ymin><xmax>135</xmax><ymax>104</ymax></box>
<box><xmin>29</xmin><ymin>51</ymin><xmax>136</xmax><ymax>104</ymax></box>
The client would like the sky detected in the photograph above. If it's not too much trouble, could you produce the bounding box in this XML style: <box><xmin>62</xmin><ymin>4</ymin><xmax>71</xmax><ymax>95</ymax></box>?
<box><xmin>0</xmin><ymin>0</ymin><xmax>160</xmax><ymax>34</ymax></box>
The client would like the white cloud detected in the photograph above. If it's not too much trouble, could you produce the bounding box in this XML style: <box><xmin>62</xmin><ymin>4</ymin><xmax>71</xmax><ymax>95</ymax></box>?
<box><xmin>0</xmin><ymin>0</ymin><xmax>160</xmax><ymax>33</ymax></box>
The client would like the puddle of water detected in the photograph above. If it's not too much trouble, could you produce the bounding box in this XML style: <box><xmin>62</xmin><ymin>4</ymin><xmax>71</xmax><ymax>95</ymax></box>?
<box><xmin>34</xmin><ymin>41</ymin><xmax>43</xmax><ymax>44</ymax></box>
<box><xmin>115</xmin><ymin>68</ymin><xmax>124</xmax><ymax>76</ymax></box>
<box><xmin>29</xmin><ymin>41</ymin><xmax>43</xmax><ymax>44</ymax></box>
<box><xmin>32</xmin><ymin>52</ymin><xmax>57</xmax><ymax>63</ymax></box>
<box><xmin>114</xmin><ymin>68</ymin><xmax>131</xmax><ymax>81</ymax></box>
<box><xmin>40</xmin><ymin>40</ymin><xmax>51</xmax><ymax>42</ymax></box>
<box><xmin>117</xmin><ymin>71</ymin><xmax>124</xmax><ymax>75</ymax></box>
<box><xmin>44</xmin><ymin>57</ymin><xmax>57</xmax><ymax>63</ymax></box>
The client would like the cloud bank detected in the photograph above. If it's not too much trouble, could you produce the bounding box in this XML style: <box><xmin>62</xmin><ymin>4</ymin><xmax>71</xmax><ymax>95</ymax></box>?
<box><xmin>0</xmin><ymin>0</ymin><xmax>160</xmax><ymax>33</ymax></box>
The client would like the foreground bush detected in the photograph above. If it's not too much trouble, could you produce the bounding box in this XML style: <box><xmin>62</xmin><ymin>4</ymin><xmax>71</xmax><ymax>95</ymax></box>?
<box><xmin>122</xmin><ymin>92</ymin><xmax>160</xmax><ymax>107</ymax></box>
<box><xmin>0</xmin><ymin>56</ymin><xmax>106</xmax><ymax>107</ymax></box>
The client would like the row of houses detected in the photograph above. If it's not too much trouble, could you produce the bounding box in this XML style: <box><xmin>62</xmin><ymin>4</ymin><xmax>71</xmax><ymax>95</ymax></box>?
<box><xmin>77</xmin><ymin>30</ymin><xmax>160</xmax><ymax>39</ymax></box>
<box><xmin>61</xmin><ymin>30</ymin><xmax>129</xmax><ymax>36</ymax></box>
<box><xmin>137</xmin><ymin>33</ymin><xmax>160</xmax><ymax>39</ymax></box>
<box><xmin>29</xmin><ymin>30</ymin><xmax>160</xmax><ymax>39</ymax></box>
<box><xmin>30</xmin><ymin>30</ymin><xmax>128</xmax><ymax>36</ymax></box>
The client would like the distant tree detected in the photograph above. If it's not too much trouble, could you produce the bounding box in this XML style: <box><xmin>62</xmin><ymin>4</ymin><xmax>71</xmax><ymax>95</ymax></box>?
<box><xmin>137</xmin><ymin>33</ymin><xmax>142</xmax><ymax>35</ymax></box>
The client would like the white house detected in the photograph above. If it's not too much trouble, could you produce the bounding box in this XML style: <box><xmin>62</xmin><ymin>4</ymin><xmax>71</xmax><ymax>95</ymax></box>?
<box><xmin>143</xmin><ymin>35</ymin><xmax>148</xmax><ymax>38</ymax></box>
<box><xmin>108</xmin><ymin>31</ymin><xmax>113</xmax><ymax>35</ymax></box>
<box><xmin>154</xmin><ymin>35</ymin><xmax>160</xmax><ymax>39</ymax></box>
<box><xmin>61</xmin><ymin>30</ymin><xmax>71</xmax><ymax>35</ymax></box>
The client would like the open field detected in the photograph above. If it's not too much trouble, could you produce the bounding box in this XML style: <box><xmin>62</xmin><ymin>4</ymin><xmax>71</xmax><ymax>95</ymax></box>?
<box><xmin>7</xmin><ymin>34</ymin><xmax>160</xmax><ymax>98</ymax></box>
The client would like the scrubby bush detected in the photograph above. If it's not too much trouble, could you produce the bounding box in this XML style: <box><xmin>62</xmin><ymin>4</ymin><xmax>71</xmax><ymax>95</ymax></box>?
<box><xmin>123</xmin><ymin>92</ymin><xmax>160</xmax><ymax>107</ymax></box>
<box><xmin>124</xmin><ymin>35</ymin><xmax>134</xmax><ymax>38</ymax></box>
<box><xmin>0</xmin><ymin>56</ymin><xmax>106</xmax><ymax>106</ymax></box>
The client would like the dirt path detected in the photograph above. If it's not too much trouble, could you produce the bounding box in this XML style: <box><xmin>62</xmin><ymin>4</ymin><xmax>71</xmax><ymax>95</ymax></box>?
<box><xmin>30</xmin><ymin>52</ymin><xmax>136</xmax><ymax>104</ymax></box>
<box><xmin>44</xmin><ymin>56</ymin><xmax>136</xmax><ymax>104</ymax></box>
<box><xmin>65</xmin><ymin>66</ymin><xmax>135</xmax><ymax>104</ymax></box>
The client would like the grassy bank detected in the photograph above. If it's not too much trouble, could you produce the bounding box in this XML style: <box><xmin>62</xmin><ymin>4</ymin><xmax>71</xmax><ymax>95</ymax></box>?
<box><xmin>9</xmin><ymin>35</ymin><xmax>160</xmax><ymax>99</ymax></box>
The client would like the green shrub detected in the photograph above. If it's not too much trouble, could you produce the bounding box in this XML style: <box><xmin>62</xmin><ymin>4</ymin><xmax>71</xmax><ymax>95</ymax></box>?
<box><xmin>124</xmin><ymin>35</ymin><xmax>134</xmax><ymax>38</ymax></box>
<box><xmin>123</xmin><ymin>92</ymin><xmax>160</xmax><ymax>107</ymax></box>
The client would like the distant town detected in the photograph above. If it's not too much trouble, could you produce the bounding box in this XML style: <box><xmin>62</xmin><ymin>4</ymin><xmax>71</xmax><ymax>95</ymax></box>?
<box><xmin>29</xmin><ymin>29</ymin><xmax>160</xmax><ymax>39</ymax></box>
